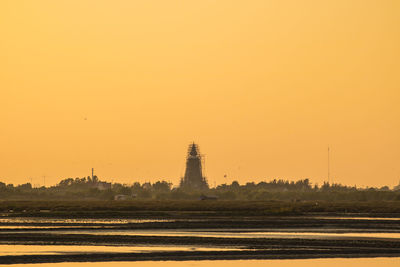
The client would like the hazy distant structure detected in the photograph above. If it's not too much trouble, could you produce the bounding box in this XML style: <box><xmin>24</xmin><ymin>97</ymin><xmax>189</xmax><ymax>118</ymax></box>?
<box><xmin>179</xmin><ymin>143</ymin><xmax>209</xmax><ymax>191</ymax></box>
<box><xmin>90</xmin><ymin>168</ymin><xmax>111</xmax><ymax>191</ymax></box>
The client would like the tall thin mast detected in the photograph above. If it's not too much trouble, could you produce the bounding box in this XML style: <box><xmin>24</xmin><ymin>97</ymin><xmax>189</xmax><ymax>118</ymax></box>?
<box><xmin>328</xmin><ymin>146</ymin><xmax>330</xmax><ymax>184</ymax></box>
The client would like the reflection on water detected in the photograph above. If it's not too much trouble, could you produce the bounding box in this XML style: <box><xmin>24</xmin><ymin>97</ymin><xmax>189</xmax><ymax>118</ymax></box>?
<box><xmin>0</xmin><ymin>244</ymin><xmax>236</xmax><ymax>256</ymax></box>
<box><xmin>2</xmin><ymin>216</ymin><xmax>400</xmax><ymax>225</ymax></box>
<box><xmin>11</xmin><ymin>229</ymin><xmax>400</xmax><ymax>240</ymax></box>
<box><xmin>0</xmin><ymin>218</ymin><xmax>173</xmax><ymax>224</ymax></box>
<box><xmin>8</xmin><ymin>258</ymin><xmax>400</xmax><ymax>267</ymax></box>
<box><xmin>2</xmin><ymin>216</ymin><xmax>400</xmax><ymax>265</ymax></box>
<box><xmin>0</xmin><ymin>226</ymin><xmax>107</xmax><ymax>229</ymax></box>
<box><xmin>315</xmin><ymin>217</ymin><xmax>400</xmax><ymax>221</ymax></box>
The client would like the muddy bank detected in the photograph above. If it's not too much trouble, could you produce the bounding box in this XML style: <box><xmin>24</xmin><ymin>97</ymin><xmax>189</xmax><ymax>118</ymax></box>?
<box><xmin>1</xmin><ymin>249</ymin><xmax>400</xmax><ymax>264</ymax></box>
<box><xmin>1</xmin><ymin>200</ymin><xmax>399</xmax><ymax>264</ymax></box>
<box><xmin>2</xmin><ymin>200</ymin><xmax>400</xmax><ymax>219</ymax></box>
<box><xmin>1</xmin><ymin>217</ymin><xmax>400</xmax><ymax>232</ymax></box>
<box><xmin>1</xmin><ymin>233</ymin><xmax>400</xmax><ymax>248</ymax></box>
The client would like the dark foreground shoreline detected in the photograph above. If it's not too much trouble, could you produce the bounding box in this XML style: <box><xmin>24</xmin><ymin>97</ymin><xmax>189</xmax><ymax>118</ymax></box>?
<box><xmin>2</xmin><ymin>233</ymin><xmax>400</xmax><ymax>247</ymax></box>
<box><xmin>1</xmin><ymin>250</ymin><xmax>400</xmax><ymax>265</ymax></box>
<box><xmin>1</xmin><ymin>200</ymin><xmax>400</xmax><ymax>264</ymax></box>
<box><xmin>1</xmin><ymin>233</ymin><xmax>400</xmax><ymax>264</ymax></box>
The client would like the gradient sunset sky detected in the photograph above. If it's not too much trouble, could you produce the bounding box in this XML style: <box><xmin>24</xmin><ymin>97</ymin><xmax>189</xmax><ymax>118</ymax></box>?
<box><xmin>1</xmin><ymin>1</ymin><xmax>399</xmax><ymax>187</ymax></box>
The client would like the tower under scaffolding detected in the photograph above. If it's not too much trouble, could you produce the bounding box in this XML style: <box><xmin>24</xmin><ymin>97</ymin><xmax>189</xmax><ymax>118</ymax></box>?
<box><xmin>179</xmin><ymin>143</ymin><xmax>209</xmax><ymax>191</ymax></box>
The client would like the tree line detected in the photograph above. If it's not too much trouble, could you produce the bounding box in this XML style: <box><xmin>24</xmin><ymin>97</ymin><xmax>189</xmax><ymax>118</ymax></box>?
<box><xmin>0</xmin><ymin>177</ymin><xmax>399</xmax><ymax>201</ymax></box>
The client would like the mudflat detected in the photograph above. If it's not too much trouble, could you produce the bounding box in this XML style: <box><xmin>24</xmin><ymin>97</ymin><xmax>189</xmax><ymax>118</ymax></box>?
<box><xmin>0</xmin><ymin>200</ymin><xmax>400</xmax><ymax>264</ymax></box>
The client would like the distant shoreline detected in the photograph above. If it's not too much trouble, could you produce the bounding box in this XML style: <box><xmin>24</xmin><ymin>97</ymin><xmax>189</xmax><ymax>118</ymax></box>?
<box><xmin>1</xmin><ymin>200</ymin><xmax>400</xmax><ymax>219</ymax></box>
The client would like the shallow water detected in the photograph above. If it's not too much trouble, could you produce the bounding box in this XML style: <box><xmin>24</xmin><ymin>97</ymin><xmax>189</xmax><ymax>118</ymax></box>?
<box><xmin>7</xmin><ymin>258</ymin><xmax>400</xmax><ymax>267</ymax></box>
<box><xmin>0</xmin><ymin>225</ymin><xmax>108</xmax><ymax>229</ymax></box>
<box><xmin>11</xmin><ymin>229</ymin><xmax>400</xmax><ymax>240</ymax></box>
<box><xmin>0</xmin><ymin>244</ymin><xmax>235</xmax><ymax>256</ymax></box>
<box><xmin>1</xmin><ymin>216</ymin><xmax>400</xmax><ymax>225</ymax></box>
<box><xmin>315</xmin><ymin>217</ymin><xmax>400</xmax><ymax>221</ymax></box>
<box><xmin>2</xmin><ymin>216</ymin><xmax>400</xmax><ymax>265</ymax></box>
<box><xmin>0</xmin><ymin>218</ymin><xmax>172</xmax><ymax>224</ymax></box>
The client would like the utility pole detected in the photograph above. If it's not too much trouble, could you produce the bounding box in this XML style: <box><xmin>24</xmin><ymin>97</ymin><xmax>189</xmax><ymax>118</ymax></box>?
<box><xmin>328</xmin><ymin>146</ymin><xmax>330</xmax><ymax>184</ymax></box>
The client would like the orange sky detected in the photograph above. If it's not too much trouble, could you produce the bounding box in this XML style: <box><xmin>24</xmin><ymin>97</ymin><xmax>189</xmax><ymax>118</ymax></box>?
<box><xmin>1</xmin><ymin>0</ymin><xmax>399</xmax><ymax>187</ymax></box>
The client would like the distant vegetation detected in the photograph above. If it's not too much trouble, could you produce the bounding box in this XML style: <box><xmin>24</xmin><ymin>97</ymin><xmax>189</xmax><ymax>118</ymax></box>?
<box><xmin>0</xmin><ymin>177</ymin><xmax>400</xmax><ymax>202</ymax></box>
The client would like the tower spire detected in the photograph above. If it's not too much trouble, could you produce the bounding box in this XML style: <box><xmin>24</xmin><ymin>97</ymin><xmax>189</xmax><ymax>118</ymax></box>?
<box><xmin>180</xmin><ymin>143</ymin><xmax>209</xmax><ymax>191</ymax></box>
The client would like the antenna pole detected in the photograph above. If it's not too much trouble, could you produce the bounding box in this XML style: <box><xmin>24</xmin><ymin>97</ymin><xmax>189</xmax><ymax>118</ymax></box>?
<box><xmin>328</xmin><ymin>146</ymin><xmax>330</xmax><ymax>184</ymax></box>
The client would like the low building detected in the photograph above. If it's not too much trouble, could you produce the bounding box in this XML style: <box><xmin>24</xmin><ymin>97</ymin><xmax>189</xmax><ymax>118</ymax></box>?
<box><xmin>114</xmin><ymin>194</ymin><xmax>130</xmax><ymax>201</ymax></box>
<box><xmin>94</xmin><ymin>181</ymin><xmax>111</xmax><ymax>191</ymax></box>
<box><xmin>199</xmin><ymin>194</ymin><xmax>218</xmax><ymax>201</ymax></box>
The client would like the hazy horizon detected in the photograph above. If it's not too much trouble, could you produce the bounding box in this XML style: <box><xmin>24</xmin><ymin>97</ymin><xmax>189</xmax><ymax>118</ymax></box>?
<box><xmin>1</xmin><ymin>1</ymin><xmax>399</xmax><ymax>187</ymax></box>
<box><xmin>0</xmin><ymin>164</ymin><xmax>398</xmax><ymax>189</ymax></box>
